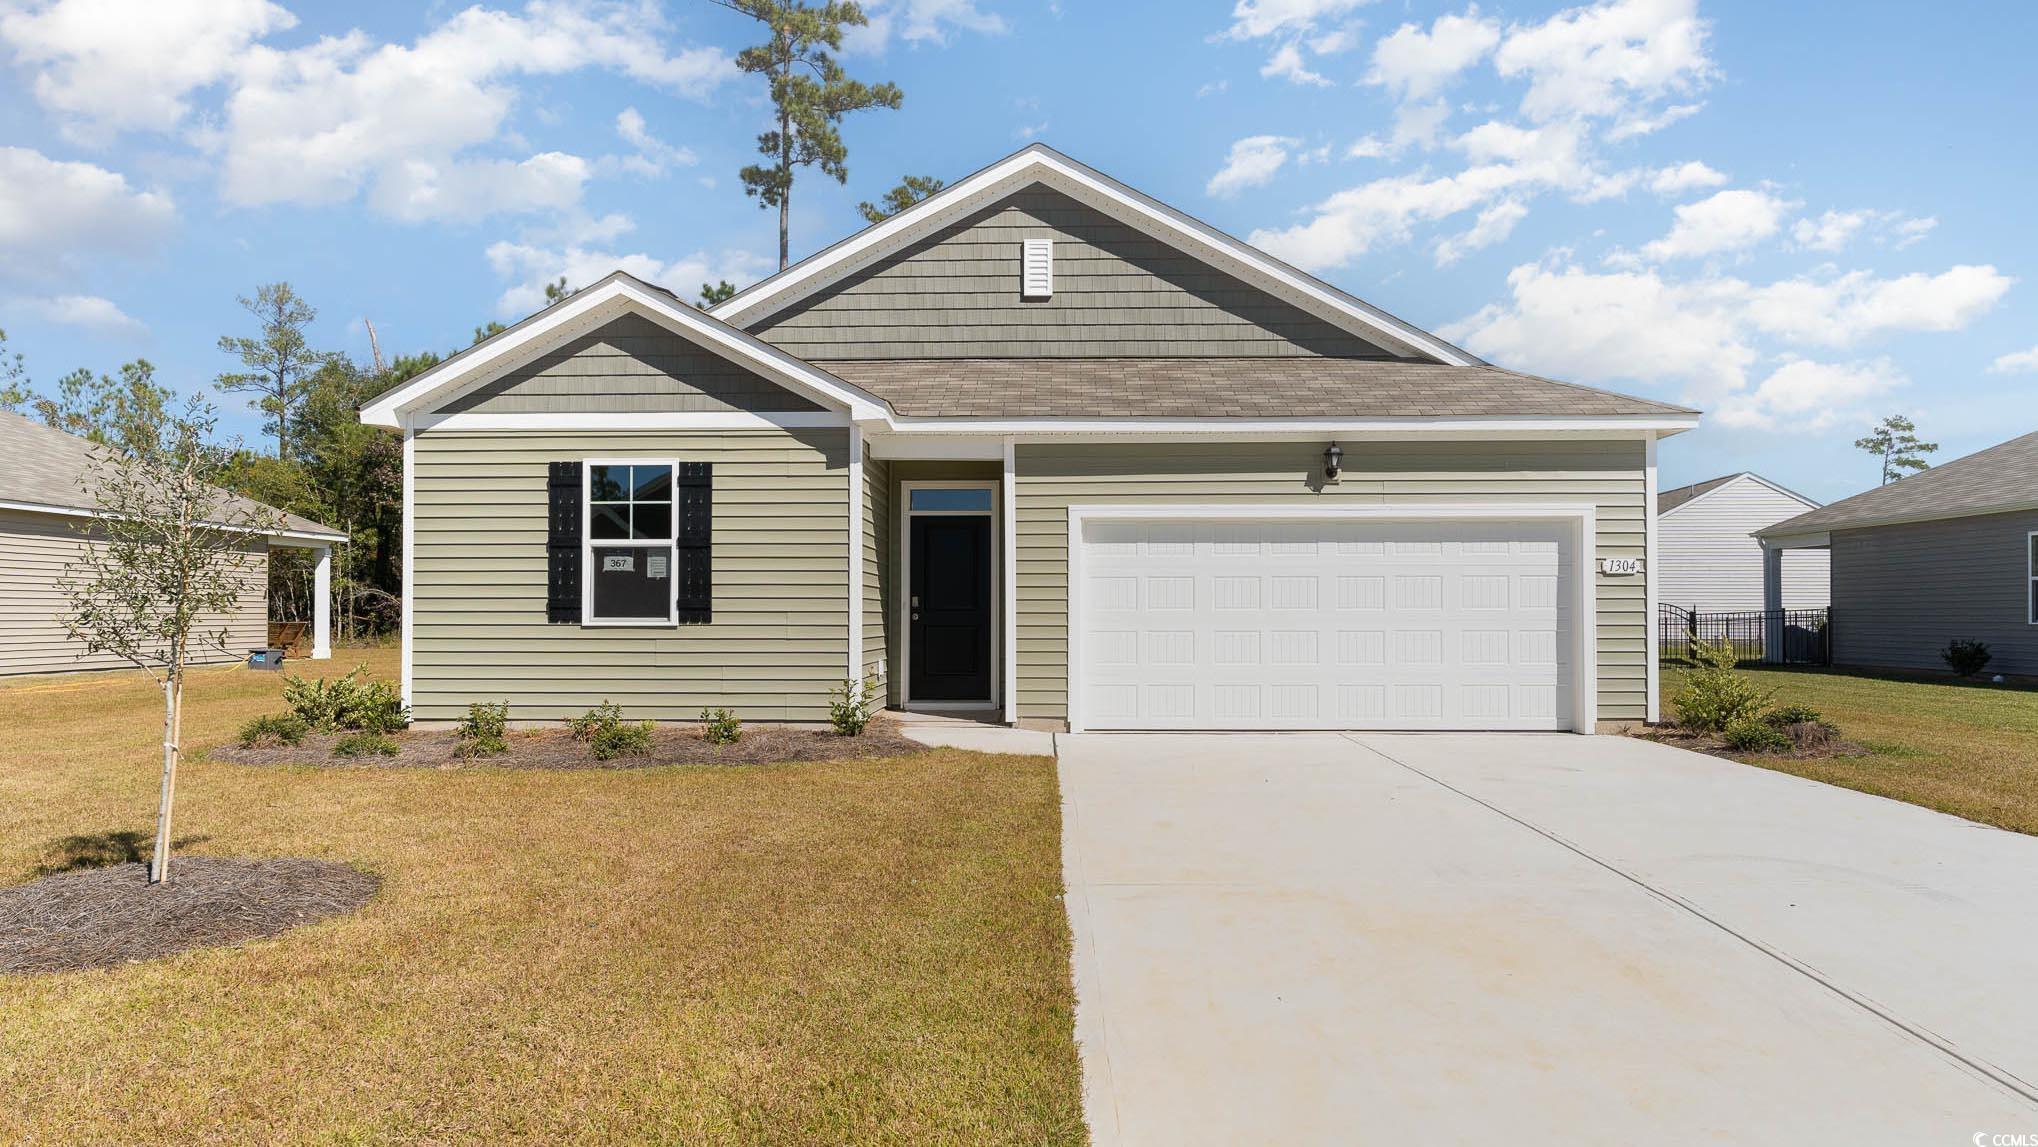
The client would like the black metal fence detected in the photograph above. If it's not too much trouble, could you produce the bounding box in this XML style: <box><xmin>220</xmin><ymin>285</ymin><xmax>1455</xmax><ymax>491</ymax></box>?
<box><xmin>1659</xmin><ymin>604</ymin><xmax>1831</xmax><ymax>666</ymax></box>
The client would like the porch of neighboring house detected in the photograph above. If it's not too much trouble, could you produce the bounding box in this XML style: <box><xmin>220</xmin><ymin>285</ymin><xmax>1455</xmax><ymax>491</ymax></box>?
<box><xmin>265</xmin><ymin>535</ymin><xmax>336</xmax><ymax>663</ymax></box>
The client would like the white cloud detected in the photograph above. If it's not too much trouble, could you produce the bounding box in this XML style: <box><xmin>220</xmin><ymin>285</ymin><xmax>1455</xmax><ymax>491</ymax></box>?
<box><xmin>1208</xmin><ymin>135</ymin><xmax>1299</xmax><ymax>198</ymax></box>
<box><xmin>1014</xmin><ymin>120</ymin><xmax>1049</xmax><ymax>141</ymax></box>
<box><xmin>1990</xmin><ymin>346</ymin><xmax>2038</xmax><ymax>375</ymax></box>
<box><xmin>1791</xmin><ymin>208</ymin><xmax>1871</xmax><ymax>253</ymax></box>
<box><xmin>1649</xmin><ymin>160</ymin><xmax>1726</xmax><ymax>195</ymax></box>
<box><xmin>1434</xmin><ymin>199</ymin><xmax>1528</xmax><ymax>266</ymax></box>
<box><xmin>0</xmin><ymin>147</ymin><xmax>176</xmax><ymax>279</ymax></box>
<box><xmin>1894</xmin><ymin>216</ymin><xmax>1937</xmax><ymax>248</ymax></box>
<box><xmin>1259</xmin><ymin>40</ymin><xmax>1331</xmax><ymax>86</ymax></box>
<box><xmin>1745</xmin><ymin>265</ymin><xmax>2014</xmax><ymax>347</ymax></box>
<box><xmin>12</xmin><ymin>293</ymin><xmax>147</xmax><ymax>336</ymax></box>
<box><xmin>1346</xmin><ymin>135</ymin><xmax>1386</xmax><ymax>159</ymax></box>
<box><xmin>612</xmin><ymin>106</ymin><xmax>697</xmax><ymax>176</ymax></box>
<box><xmin>485</xmin><ymin>239</ymin><xmax>770</xmax><ymax>317</ymax></box>
<box><xmin>1637</xmin><ymin>188</ymin><xmax>1794</xmax><ymax>260</ymax></box>
<box><xmin>373</xmin><ymin>152</ymin><xmax>590</xmax><ymax>223</ymax></box>
<box><xmin>1715</xmin><ymin>358</ymin><xmax>1907</xmax><ymax>430</ymax></box>
<box><xmin>845</xmin><ymin>0</ymin><xmax>1008</xmax><ymax>52</ymax></box>
<box><xmin>1367</xmin><ymin>9</ymin><xmax>1502</xmax><ymax>102</ymax></box>
<box><xmin>0</xmin><ymin>0</ymin><xmax>293</xmax><ymax>140</ymax></box>
<box><xmin>1606</xmin><ymin>99</ymin><xmax>1702</xmax><ymax>140</ymax></box>
<box><xmin>1196</xmin><ymin>79</ymin><xmax>1230</xmax><ymax>98</ymax></box>
<box><xmin>1222</xmin><ymin>0</ymin><xmax>1368</xmax><ymax>42</ymax></box>
<box><xmin>1494</xmin><ymin>0</ymin><xmax>1714</xmax><ymax>124</ymax></box>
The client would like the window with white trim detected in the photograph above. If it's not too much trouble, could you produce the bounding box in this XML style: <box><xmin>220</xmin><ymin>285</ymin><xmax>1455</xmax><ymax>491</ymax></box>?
<box><xmin>586</xmin><ymin>461</ymin><xmax>677</xmax><ymax>623</ymax></box>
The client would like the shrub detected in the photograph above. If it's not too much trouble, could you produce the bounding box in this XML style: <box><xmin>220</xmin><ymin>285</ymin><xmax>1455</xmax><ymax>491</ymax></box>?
<box><xmin>333</xmin><ymin>731</ymin><xmax>399</xmax><ymax>758</ymax></box>
<box><xmin>1943</xmin><ymin>639</ymin><xmax>1993</xmax><ymax>678</ymax></box>
<box><xmin>701</xmin><ymin>707</ymin><xmax>743</xmax><ymax>746</ymax></box>
<box><xmin>828</xmin><ymin>675</ymin><xmax>882</xmax><ymax>737</ymax></box>
<box><xmin>455</xmin><ymin>701</ymin><xmax>509</xmax><ymax>758</ymax></box>
<box><xmin>1723</xmin><ymin>717</ymin><xmax>1791</xmax><ymax>753</ymax></box>
<box><xmin>1765</xmin><ymin>703</ymin><xmax>1826</xmax><ymax>728</ymax></box>
<box><xmin>238</xmin><ymin>712</ymin><xmax>308</xmax><ymax>748</ymax></box>
<box><xmin>283</xmin><ymin>666</ymin><xmax>409</xmax><ymax>733</ymax></box>
<box><xmin>1671</xmin><ymin>638</ymin><xmax>1772</xmax><ymax>732</ymax></box>
<box><xmin>570</xmin><ymin>702</ymin><xmax>653</xmax><ymax>760</ymax></box>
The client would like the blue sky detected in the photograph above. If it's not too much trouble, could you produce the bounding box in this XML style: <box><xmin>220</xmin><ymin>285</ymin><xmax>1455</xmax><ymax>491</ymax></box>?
<box><xmin>1</xmin><ymin>0</ymin><xmax>2033</xmax><ymax>499</ymax></box>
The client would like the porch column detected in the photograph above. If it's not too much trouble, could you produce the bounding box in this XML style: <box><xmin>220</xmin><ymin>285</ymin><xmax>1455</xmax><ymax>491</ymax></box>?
<box><xmin>311</xmin><ymin>544</ymin><xmax>332</xmax><ymax>660</ymax></box>
<box><xmin>1761</xmin><ymin>545</ymin><xmax>1784</xmax><ymax>660</ymax></box>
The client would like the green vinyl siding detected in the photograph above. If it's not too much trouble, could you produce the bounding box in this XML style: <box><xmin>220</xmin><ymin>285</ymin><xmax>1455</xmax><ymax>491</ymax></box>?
<box><xmin>410</xmin><ymin>427</ymin><xmax>849</xmax><ymax>722</ymax></box>
<box><xmin>1012</xmin><ymin>439</ymin><xmax>1651</xmax><ymax>725</ymax></box>
<box><xmin>749</xmin><ymin>186</ymin><xmax>1402</xmax><ymax>360</ymax></box>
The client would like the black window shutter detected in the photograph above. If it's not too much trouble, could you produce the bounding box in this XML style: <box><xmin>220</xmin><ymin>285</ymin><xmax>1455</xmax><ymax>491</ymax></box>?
<box><xmin>546</xmin><ymin>461</ymin><xmax>582</xmax><ymax>623</ymax></box>
<box><xmin>676</xmin><ymin>462</ymin><xmax>712</xmax><ymax>623</ymax></box>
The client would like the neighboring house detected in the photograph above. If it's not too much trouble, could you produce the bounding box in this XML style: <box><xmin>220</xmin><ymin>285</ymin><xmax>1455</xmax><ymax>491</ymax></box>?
<box><xmin>362</xmin><ymin>144</ymin><xmax>1699</xmax><ymax>733</ymax></box>
<box><xmin>0</xmin><ymin>410</ymin><xmax>346</xmax><ymax>676</ymax></box>
<box><xmin>1759</xmin><ymin>430</ymin><xmax>2038</xmax><ymax>675</ymax></box>
<box><xmin>1657</xmin><ymin>472</ymin><xmax>1828</xmax><ymax>613</ymax></box>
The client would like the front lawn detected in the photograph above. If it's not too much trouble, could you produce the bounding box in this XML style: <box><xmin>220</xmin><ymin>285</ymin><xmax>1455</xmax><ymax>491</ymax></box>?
<box><xmin>1662</xmin><ymin>665</ymin><xmax>2038</xmax><ymax>836</ymax></box>
<box><xmin>0</xmin><ymin>648</ymin><xmax>1084</xmax><ymax>1143</ymax></box>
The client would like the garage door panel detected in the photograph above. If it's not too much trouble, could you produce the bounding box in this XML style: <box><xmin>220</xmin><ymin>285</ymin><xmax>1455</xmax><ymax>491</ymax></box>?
<box><xmin>1078</xmin><ymin>518</ymin><xmax>1575</xmax><ymax>731</ymax></box>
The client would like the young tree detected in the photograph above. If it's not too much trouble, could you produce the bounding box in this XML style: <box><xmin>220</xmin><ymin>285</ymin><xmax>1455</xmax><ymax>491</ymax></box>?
<box><xmin>1855</xmin><ymin>414</ymin><xmax>1938</xmax><ymax>485</ymax></box>
<box><xmin>217</xmin><ymin>283</ymin><xmax>332</xmax><ymax>457</ymax></box>
<box><xmin>714</xmin><ymin>0</ymin><xmax>902</xmax><ymax>269</ymax></box>
<box><xmin>62</xmin><ymin>396</ymin><xmax>280</xmax><ymax>884</ymax></box>
<box><xmin>857</xmin><ymin>174</ymin><xmax>944</xmax><ymax>223</ymax></box>
<box><xmin>3</xmin><ymin>358</ymin><xmax>173</xmax><ymax>455</ymax></box>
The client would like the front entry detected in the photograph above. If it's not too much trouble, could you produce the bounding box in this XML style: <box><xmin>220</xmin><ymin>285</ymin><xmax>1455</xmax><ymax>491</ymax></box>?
<box><xmin>909</xmin><ymin>514</ymin><xmax>993</xmax><ymax>702</ymax></box>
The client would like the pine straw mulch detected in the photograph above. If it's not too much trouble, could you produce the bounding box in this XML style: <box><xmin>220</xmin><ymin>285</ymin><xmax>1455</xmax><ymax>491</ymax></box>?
<box><xmin>1636</xmin><ymin>722</ymin><xmax>1872</xmax><ymax>763</ymax></box>
<box><xmin>0</xmin><ymin>856</ymin><xmax>378</xmax><ymax>976</ymax></box>
<box><xmin>208</xmin><ymin>716</ymin><xmax>932</xmax><ymax>770</ymax></box>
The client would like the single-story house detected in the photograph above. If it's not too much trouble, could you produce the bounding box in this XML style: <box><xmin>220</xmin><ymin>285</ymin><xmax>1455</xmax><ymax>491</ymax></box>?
<box><xmin>0</xmin><ymin>409</ymin><xmax>346</xmax><ymax>676</ymax></box>
<box><xmin>361</xmin><ymin>144</ymin><xmax>1699</xmax><ymax>733</ymax></box>
<box><xmin>1657</xmin><ymin>472</ymin><xmax>1828</xmax><ymax>613</ymax></box>
<box><xmin>1759</xmin><ymin>429</ymin><xmax>2038</xmax><ymax>676</ymax></box>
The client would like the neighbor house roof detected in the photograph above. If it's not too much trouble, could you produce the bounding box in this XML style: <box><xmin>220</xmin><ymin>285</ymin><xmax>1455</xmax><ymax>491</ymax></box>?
<box><xmin>0</xmin><ymin>410</ymin><xmax>347</xmax><ymax>543</ymax></box>
<box><xmin>1760</xmin><ymin>429</ymin><xmax>2038</xmax><ymax>537</ymax></box>
<box><xmin>815</xmin><ymin>358</ymin><xmax>1697</xmax><ymax>420</ymax></box>
<box><xmin>1658</xmin><ymin>472</ymin><xmax>1820</xmax><ymax>516</ymax></box>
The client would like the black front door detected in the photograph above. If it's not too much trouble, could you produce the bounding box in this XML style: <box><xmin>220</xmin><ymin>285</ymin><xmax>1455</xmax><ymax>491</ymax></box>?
<box><xmin>909</xmin><ymin>515</ymin><xmax>993</xmax><ymax>702</ymax></box>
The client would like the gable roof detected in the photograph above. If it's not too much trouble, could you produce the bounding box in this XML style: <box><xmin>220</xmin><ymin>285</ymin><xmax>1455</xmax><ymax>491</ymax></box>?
<box><xmin>819</xmin><ymin>358</ymin><xmax>1695</xmax><ymax>419</ymax></box>
<box><xmin>1761</xmin><ymin>430</ymin><xmax>2038</xmax><ymax>537</ymax></box>
<box><xmin>359</xmin><ymin>272</ymin><xmax>891</xmax><ymax>429</ymax></box>
<box><xmin>0</xmin><ymin>410</ymin><xmax>346</xmax><ymax>542</ymax></box>
<box><xmin>710</xmin><ymin>143</ymin><xmax>1480</xmax><ymax>366</ymax></box>
<box><xmin>1658</xmin><ymin>472</ymin><xmax>1819</xmax><ymax>516</ymax></box>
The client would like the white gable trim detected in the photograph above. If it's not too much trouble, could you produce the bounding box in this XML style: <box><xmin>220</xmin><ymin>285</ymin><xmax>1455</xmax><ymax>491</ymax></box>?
<box><xmin>709</xmin><ymin>144</ymin><xmax>1480</xmax><ymax>367</ymax></box>
<box><xmin>359</xmin><ymin>275</ymin><xmax>890</xmax><ymax>429</ymax></box>
<box><xmin>1660</xmin><ymin>472</ymin><xmax>1821</xmax><ymax>520</ymax></box>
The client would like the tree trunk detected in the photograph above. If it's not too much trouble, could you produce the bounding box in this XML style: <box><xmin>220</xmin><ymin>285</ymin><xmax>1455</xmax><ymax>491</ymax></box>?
<box><xmin>151</xmin><ymin>674</ymin><xmax>180</xmax><ymax>884</ymax></box>
<box><xmin>778</xmin><ymin>103</ymin><xmax>792</xmax><ymax>270</ymax></box>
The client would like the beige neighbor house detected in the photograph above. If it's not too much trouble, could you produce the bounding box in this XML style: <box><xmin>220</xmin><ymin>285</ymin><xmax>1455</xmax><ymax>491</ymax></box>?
<box><xmin>362</xmin><ymin>145</ymin><xmax>1699</xmax><ymax>733</ymax></box>
<box><xmin>0</xmin><ymin>410</ymin><xmax>346</xmax><ymax>676</ymax></box>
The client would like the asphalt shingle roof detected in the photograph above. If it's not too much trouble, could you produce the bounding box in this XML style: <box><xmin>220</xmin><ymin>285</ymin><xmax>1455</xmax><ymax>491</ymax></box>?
<box><xmin>813</xmin><ymin>358</ymin><xmax>1696</xmax><ymax>419</ymax></box>
<box><xmin>0</xmin><ymin>410</ymin><xmax>346</xmax><ymax>541</ymax></box>
<box><xmin>1761</xmin><ymin>429</ymin><xmax>2038</xmax><ymax>536</ymax></box>
<box><xmin>1658</xmin><ymin>473</ymin><xmax>1745</xmax><ymax>514</ymax></box>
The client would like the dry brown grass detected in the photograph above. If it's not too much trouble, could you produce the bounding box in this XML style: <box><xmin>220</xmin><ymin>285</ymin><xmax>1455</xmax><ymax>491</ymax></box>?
<box><xmin>0</xmin><ymin>649</ymin><xmax>1083</xmax><ymax>1143</ymax></box>
<box><xmin>1663</xmin><ymin>666</ymin><xmax>2038</xmax><ymax>836</ymax></box>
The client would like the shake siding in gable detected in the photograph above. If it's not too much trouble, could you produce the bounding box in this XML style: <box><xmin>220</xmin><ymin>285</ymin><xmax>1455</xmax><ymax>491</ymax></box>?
<box><xmin>1012</xmin><ymin>439</ymin><xmax>1652</xmax><ymax>724</ymax></box>
<box><xmin>748</xmin><ymin>187</ymin><xmax>1401</xmax><ymax>360</ymax></box>
<box><xmin>409</xmin><ymin>427</ymin><xmax>849</xmax><ymax>722</ymax></box>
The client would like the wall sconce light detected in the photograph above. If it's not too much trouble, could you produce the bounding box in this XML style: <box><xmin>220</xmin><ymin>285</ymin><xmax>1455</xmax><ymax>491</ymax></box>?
<box><xmin>1323</xmin><ymin>441</ymin><xmax>1343</xmax><ymax>482</ymax></box>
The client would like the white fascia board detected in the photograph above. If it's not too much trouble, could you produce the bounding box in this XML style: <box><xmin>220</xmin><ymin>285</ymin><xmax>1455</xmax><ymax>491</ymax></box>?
<box><xmin>360</xmin><ymin>276</ymin><xmax>888</xmax><ymax>429</ymax></box>
<box><xmin>1760</xmin><ymin>529</ymin><xmax>1831</xmax><ymax>550</ymax></box>
<box><xmin>711</xmin><ymin>145</ymin><xmax>1479</xmax><ymax>366</ymax></box>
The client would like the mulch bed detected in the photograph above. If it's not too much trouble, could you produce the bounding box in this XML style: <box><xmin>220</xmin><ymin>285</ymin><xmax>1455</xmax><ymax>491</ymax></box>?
<box><xmin>0</xmin><ymin>857</ymin><xmax>378</xmax><ymax>976</ymax></box>
<box><xmin>209</xmin><ymin>716</ymin><xmax>933</xmax><ymax>770</ymax></box>
<box><xmin>1636</xmin><ymin>725</ymin><xmax>1870</xmax><ymax>762</ymax></box>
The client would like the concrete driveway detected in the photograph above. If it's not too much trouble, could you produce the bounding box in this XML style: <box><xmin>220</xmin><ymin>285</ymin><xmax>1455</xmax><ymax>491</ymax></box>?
<box><xmin>1059</xmin><ymin>732</ymin><xmax>2038</xmax><ymax>1145</ymax></box>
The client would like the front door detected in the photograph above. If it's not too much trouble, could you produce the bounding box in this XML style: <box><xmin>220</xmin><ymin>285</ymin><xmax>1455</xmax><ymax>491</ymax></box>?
<box><xmin>909</xmin><ymin>515</ymin><xmax>993</xmax><ymax>702</ymax></box>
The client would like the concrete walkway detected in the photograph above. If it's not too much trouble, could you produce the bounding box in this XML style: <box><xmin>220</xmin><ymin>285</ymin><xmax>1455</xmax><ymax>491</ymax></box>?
<box><xmin>1059</xmin><ymin>732</ymin><xmax>2038</xmax><ymax>1145</ymax></box>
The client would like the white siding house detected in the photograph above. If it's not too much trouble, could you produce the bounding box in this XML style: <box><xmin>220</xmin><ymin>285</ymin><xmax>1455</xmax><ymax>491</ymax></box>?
<box><xmin>1658</xmin><ymin>473</ymin><xmax>1828</xmax><ymax>613</ymax></box>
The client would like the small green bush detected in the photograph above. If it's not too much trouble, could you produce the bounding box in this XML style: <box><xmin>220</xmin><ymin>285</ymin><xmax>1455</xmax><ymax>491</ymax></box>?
<box><xmin>568</xmin><ymin>701</ymin><xmax>626</xmax><ymax>741</ymax></box>
<box><xmin>570</xmin><ymin>702</ymin><xmax>653</xmax><ymax>760</ymax></box>
<box><xmin>283</xmin><ymin>666</ymin><xmax>409</xmax><ymax>732</ymax></box>
<box><xmin>828</xmin><ymin>674</ymin><xmax>882</xmax><ymax>737</ymax></box>
<box><xmin>1723</xmin><ymin>717</ymin><xmax>1791</xmax><ymax>753</ymax></box>
<box><xmin>333</xmin><ymin>731</ymin><xmax>399</xmax><ymax>758</ymax></box>
<box><xmin>455</xmin><ymin>701</ymin><xmax>509</xmax><ymax>758</ymax></box>
<box><xmin>1765</xmin><ymin>703</ymin><xmax>1826</xmax><ymax>728</ymax></box>
<box><xmin>701</xmin><ymin>707</ymin><xmax>742</xmax><ymax>746</ymax></box>
<box><xmin>238</xmin><ymin>712</ymin><xmax>308</xmax><ymax>748</ymax></box>
<box><xmin>1943</xmin><ymin>639</ymin><xmax>1993</xmax><ymax>678</ymax></box>
<box><xmin>1671</xmin><ymin>638</ymin><xmax>1773</xmax><ymax>732</ymax></box>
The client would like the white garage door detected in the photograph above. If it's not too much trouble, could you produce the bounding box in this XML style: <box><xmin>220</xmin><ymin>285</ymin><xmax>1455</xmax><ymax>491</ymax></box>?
<box><xmin>1076</xmin><ymin>517</ymin><xmax>1577</xmax><ymax>731</ymax></box>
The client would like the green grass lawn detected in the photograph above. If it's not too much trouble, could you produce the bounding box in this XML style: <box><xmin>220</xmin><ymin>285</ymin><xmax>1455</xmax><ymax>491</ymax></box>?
<box><xmin>1662</xmin><ymin>665</ymin><xmax>2038</xmax><ymax>835</ymax></box>
<box><xmin>0</xmin><ymin>649</ymin><xmax>1085</xmax><ymax>1144</ymax></box>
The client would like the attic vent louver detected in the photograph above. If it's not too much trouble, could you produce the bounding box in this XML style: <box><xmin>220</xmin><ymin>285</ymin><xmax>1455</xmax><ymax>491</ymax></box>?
<box><xmin>1021</xmin><ymin>239</ymin><xmax>1053</xmax><ymax>299</ymax></box>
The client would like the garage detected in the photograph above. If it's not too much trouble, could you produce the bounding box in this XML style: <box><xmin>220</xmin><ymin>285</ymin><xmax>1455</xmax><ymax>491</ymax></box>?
<box><xmin>1069</xmin><ymin>510</ymin><xmax>1590</xmax><ymax>731</ymax></box>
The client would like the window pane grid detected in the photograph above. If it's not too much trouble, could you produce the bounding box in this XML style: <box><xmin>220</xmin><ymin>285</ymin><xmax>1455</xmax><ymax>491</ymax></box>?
<box><xmin>587</xmin><ymin>462</ymin><xmax>677</xmax><ymax>622</ymax></box>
